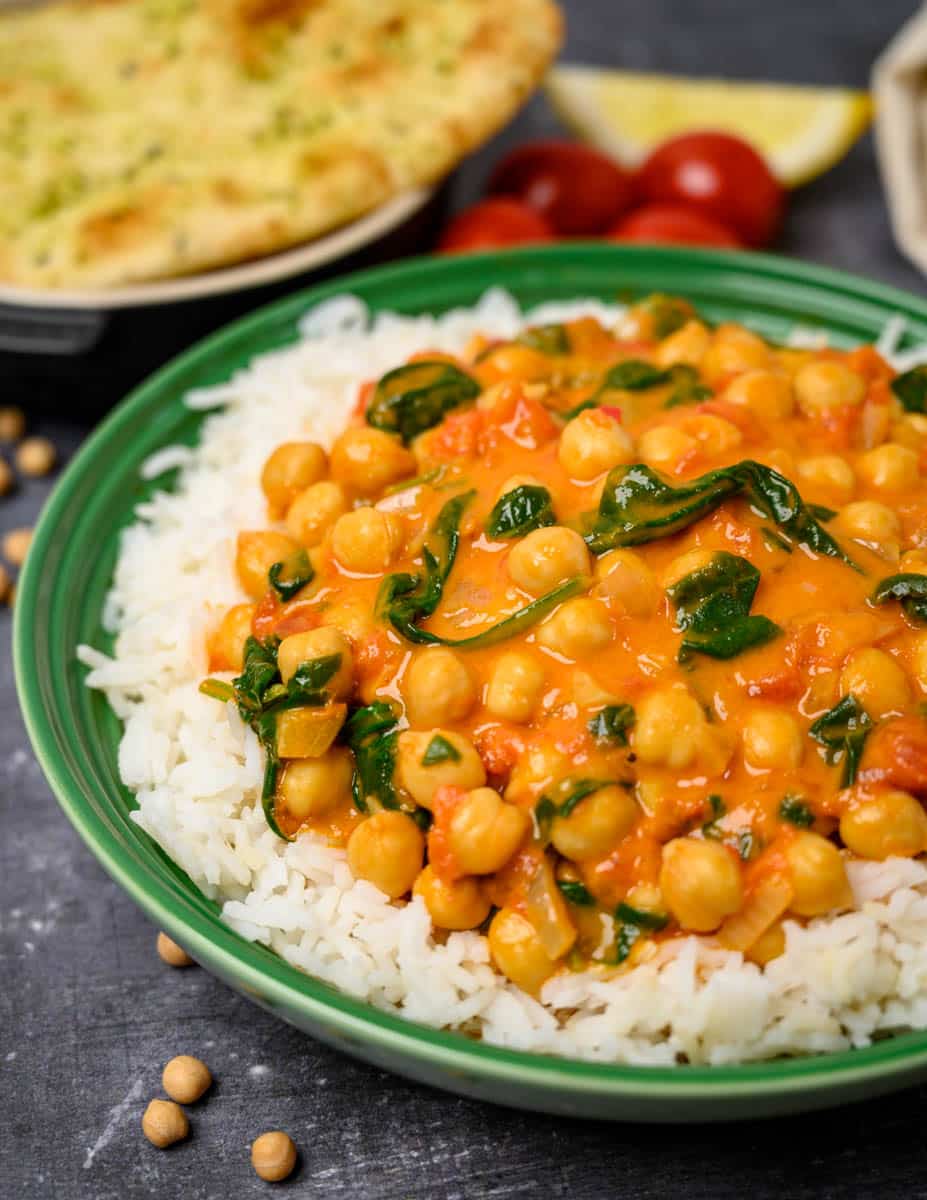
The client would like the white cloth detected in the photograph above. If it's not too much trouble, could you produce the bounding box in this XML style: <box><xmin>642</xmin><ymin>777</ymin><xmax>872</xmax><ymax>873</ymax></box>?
<box><xmin>873</xmin><ymin>6</ymin><xmax>927</xmax><ymax>276</ymax></box>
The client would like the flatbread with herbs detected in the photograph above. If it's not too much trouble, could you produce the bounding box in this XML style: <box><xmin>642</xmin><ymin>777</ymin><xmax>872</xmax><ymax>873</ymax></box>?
<box><xmin>0</xmin><ymin>0</ymin><xmax>561</xmax><ymax>288</ymax></box>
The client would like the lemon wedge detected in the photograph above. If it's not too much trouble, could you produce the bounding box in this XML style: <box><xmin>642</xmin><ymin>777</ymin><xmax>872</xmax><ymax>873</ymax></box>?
<box><xmin>546</xmin><ymin>67</ymin><xmax>872</xmax><ymax>187</ymax></box>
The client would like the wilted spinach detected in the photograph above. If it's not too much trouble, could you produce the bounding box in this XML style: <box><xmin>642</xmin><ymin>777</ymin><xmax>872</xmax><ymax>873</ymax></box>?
<box><xmin>341</xmin><ymin>700</ymin><xmax>401</xmax><ymax>813</ymax></box>
<box><xmin>587</xmin><ymin>704</ymin><xmax>636</xmax><ymax>746</ymax></box>
<box><xmin>366</xmin><ymin>361</ymin><xmax>480</xmax><ymax>444</ymax></box>
<box><xmin>486</xmin><ymin>484</ymin><xmax>556</xmax><ymax>539</ymax></box>
<box><xmin>891</xmin><ymin>365</ymin><xmax>927</xmax><ymax>413</ymax></box>
<box><xmin>516</xmin><ymin>324</ymin><xmax>570</xmax><ymax>355</ymax></box>
<box><xmin>871</xmin><ymin>573</ymin><xmax>927</xmax><ymax>624</ymax></box>
<box><xmin>666</xmin><ymin>551</ymin><xmax>781</xmax><ymax>661</ymax></box>
<box><xmin>809</xmin><ymin>695</ymin><xmax>873</xmax><ymax>786</ymax></box>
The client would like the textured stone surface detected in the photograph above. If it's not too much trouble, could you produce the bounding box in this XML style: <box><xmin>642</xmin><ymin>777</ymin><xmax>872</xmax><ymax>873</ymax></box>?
<box><xmin>3</xmin><ymin>1</ymin><xmax>926</xmax><ymax>1195</ymax></box>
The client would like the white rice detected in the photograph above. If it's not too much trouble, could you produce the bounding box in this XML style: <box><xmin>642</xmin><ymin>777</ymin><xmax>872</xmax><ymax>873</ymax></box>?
<box><xmin>78</xmin><ymin>288</ymin><xmax>927</xmax><ymax>1066</ymax></box>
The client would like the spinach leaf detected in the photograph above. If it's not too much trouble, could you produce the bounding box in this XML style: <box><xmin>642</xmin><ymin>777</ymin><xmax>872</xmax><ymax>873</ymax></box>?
<box><xmin>288</xmin><ymin>653</ymin><xmax>341</xmax><ymax>706</ymax></box>
<box><xmin>366</xmin><ymin>361</ymin><xmax>480</xmax><ymax>444</ymax></box>
<box><xmin>809</xmin><ymin>503</ymin><xmax>837</xmax><ymax>523</ymax></box>
<box><xmin>871</xmin><ymin>573</ymin><xmax>927</xmax><ymax>624</ymax></box>
<box><xmin>557</xmin><ymin>880</ymin><xmax>596</xmax><ymax>907</ymax></box>
<box><xmin>809</xmin><ymin>695</ymin><xmax>873</xmax><ymax>787</ymax></box>
<box><xmin>341</xmin><ymin>700</ymin><xmax>401</xmax><ymax>813</ymax></box>
<box><xmin>535</xmin><ymin>778</ymin><xmax>606</xmax><ymax>838</ymax></box>
<box><xmin>612</xmin><ymin>902</ymin><xmax>669</xmax><ymax>964</ymax></box>
<box><xmin>584</xmin><ymin>459</ymin><xmax>857</xmax><ymax>569</ymax></box>
<box><xmin>702</xmin><ymin>793</ymin><xmax>726</xmax><ymax>838</ymax></box>
<box><xmin>486</xmin><ymin>484</ymin><xmax>556</xmax><ymax>539</ymax></box>
<box><xmin>517</xmin><ymin>324</ymin><xmax>570</xmax><ymax>355</ymax></box>
<box><xmin>421</xmin><ymin>734</ymin><xmax>461</xmax><ymax>766</ymax></box>
<box><xmin>379</xmin><ymin>488</ymin><xmax>584</xmax><ymax>648</ymax></box>
<box><xmin>202</xmin><ymin>637</ymin><xmax>348</xmax><ymax>839</ymax></box>
<box><xmin>587</xmin><ymin>703</ymin><xmax>635</xmax><ymax>746</ymax></box>
<box><xmin>737</xmin><ymin>829</ymin><xmax>756</xmax><ymax>861</ymax></box>
<box><xmin>640</xmin><ymin>293</ymin><xmax>695</xmax><ymax>339</ymax></box>
<box><xmin>268</xmin><ymin>548</ymin><xmax>314</xmax><ymax>601</ymax></box>
<box><xmin>666</xmin><ymin>551</ymin><xmax>781</xmax><ymax>662</ymax></box>
<box><xmin>663</xmin><ymin>364</ymin><xmax>712</xmax><ymax>409</ymax></box>
<box><xmin>599</xmin><ymin>360</ymin><xmax>672</xmax><ymax>392</ymax></box>
<box><xmin>761</xmin><ymin>526</ymin><xmax>793</xmax><ymax>554</ymax></box>
<box><xmin>779</xmin><ymin>794</ymin><xmax>814</xmax><ymax>828</ymax></box>
<box><xmin>891</xmin><ymin>364</ymin><xmax>927</xmax><ymax>413</ymax></box>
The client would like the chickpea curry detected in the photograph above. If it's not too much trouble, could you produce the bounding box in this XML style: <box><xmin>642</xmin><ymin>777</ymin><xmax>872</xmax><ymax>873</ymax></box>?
<box><xmin>202</xmin><ymin>293</ymin><xmax>927</xmax><ymax>996</ymax></box>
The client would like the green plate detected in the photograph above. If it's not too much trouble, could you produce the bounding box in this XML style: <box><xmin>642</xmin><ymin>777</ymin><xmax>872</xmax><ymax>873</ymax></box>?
<box><xmin>16</xmin><ymin>245</ymin><xmax>927</xmax><ymax>1121</ymax></box>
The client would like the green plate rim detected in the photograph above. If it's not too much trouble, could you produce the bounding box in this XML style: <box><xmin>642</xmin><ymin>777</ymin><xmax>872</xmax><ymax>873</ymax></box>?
<box><xmin>16</xmin><ymin>243</ymin><xmax>927</xmax><ymax>1107</ymax></box>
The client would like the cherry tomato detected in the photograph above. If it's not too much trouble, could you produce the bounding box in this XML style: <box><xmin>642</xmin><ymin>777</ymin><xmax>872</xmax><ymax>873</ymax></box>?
<box><xmin>487</xmin><ymin>139</ymin><xmax>635</xmax><ymax>235</ymax></box>
<box><xmin>438</xmin><ymin>199</ymin><xmax>555</xmax><ymax>253</ymax></box>
<box><xmin>635</xmin><ymin>132</ymin><xmax>784</xmax><ymax>247</ymax></box>
<box><xmin>608</xmin><ymin>204</ymin><xmax>744</xmax><ymax>248</ymax></box>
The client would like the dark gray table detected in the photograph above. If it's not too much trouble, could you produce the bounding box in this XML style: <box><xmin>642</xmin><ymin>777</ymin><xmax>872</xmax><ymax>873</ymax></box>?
<box><xmin>3</xmin><ymin>2</ymin><xmax>926</xmax><ymax>1196</ymax></box>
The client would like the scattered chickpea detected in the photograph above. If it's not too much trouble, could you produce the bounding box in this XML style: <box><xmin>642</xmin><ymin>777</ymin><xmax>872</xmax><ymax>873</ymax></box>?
<box><xmin>251</xmin><ymin>1131</ymin><xmax>298</xmax><ymax>1183</ymax></box>
<box><xmin>857</xmin><ymin>443</ymin><xmax>919</xmax><ymax>492</ymax></box>
<box><xmin>162</xmin><ymin>1055</ymin><xmax>212</xmax><ymax>1105</ymax></box>
<box><xmin>156</xmin><ymin>931</ymin><xmax>194</xmax><ymax>967</ymax></box>
<box><xmin>16</xmin><ymin>435</ymin><xmax>56</xmax><ymax>477</ymax></box>
<box><xmin>141</xmin><ymin>1099</ymin><xmax>189</xmax><ymax>1149</ymax></box>
<box><xmin>0</xmin><ymin>458</ymin><xmax>13</xmax><ymax>497</ymax></box>
<box><xmin>0</xmin><ymin>406</ymin><xmax>25</xmax><ymax>442</ymax></box>
<box><xmin>2</xmin><ymin>526</ymin><xmax>32</xmax><ymax>566</ymax></box>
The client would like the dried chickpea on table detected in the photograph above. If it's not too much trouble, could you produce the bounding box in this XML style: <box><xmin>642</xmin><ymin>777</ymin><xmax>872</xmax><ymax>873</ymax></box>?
<box><xmin>201</xmin><ymin>293</ymin><xmax>927</xmax><ymax>993</ymax></box>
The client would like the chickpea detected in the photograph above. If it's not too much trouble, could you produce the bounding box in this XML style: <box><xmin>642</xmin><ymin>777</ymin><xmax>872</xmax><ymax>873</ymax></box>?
<box><xmin>235</xmin><ymin>530</ymin><xmax>301</xmax><ymax>599</ymax></box>
<box><xmin>447</xmin><ymin>787</ymin><xmax>529</xmax><ymax>874</ymax></box>
<box><xmin>329</xmin><ymin>426</ymin><xmax>416</xmax><ymax>494</ymax></box>
<box><xmin>660</xmin><ymin>838</ymin><xmax>743</xmax><ymax>932</ymax></box>
<box><xmin>701</xmin><ymin>324</ymin><xmax>771</xmax><ymax>381</ymax></box>
<box><xmin>2</xmin><ymin>526</ymin><xmax>32</xmax><ymax>566</ymax></box>
<box><xmin>260</xmin><ymin>442</ymin><xmax>327</xmax><ymax>515</ymax></box>
<box><xmin>857</xmin><ymin>443</ymin><xmax>919</xmax><ymax>492</ymax></box>
<box><xmin>637</xmin><ymin>424</ymin><xmax>697</xmax><ymax>472</ymax></box>
<box><xmin>747</xmin><ymin>921</ymin><xmax>786</xmax><ymax>967</ymax></box>
<box><xmin>413</xmin><ymin>865</ymin><xmax>490</xmax><ymax>930</ymax></box>
<box><xmin>331</xmin><ymin>506</ymin><xmax>403</xmax><ymax>574</ymax></box>
<box><xmin>16</xmin><ymin>435</ymin><xmax>56</xmax><ymax>476</ymax></box>
<box><xmin>891</xmin><ymin>413</ymin><xmax>927</xmax><ymax>450</ymax></box>
<box><xmin>572</xmin><ymin>671</ymin><xmax>623</xmax><ymax>709</ymax></box>
<box><xmin>505</xmin><ymin>743</ymin><xmax>570</xmax><ymax>804</ymax></box>
<box><xmin>593</xmin><ymin>548</ymin><xmax>659</xmax><ymax>616</ymax></box>
<box><xmin>839</xmin><ymin>790</ymin><xmax>927</xmax><ymax>859</ymax></box>
<box><xmin>633</xmin><ymin>686</ymin><xmax>707</xmax><ymax>770</ymax></box>
<box><xmin>550</xmin><ymin>785</ymin><xmax>638</xmax><ymax>861</ymax></box>
<box><xmin>285</xmin><ymin>480</ymin><xmax>349</xmax><ymax>547</ymax></box>
<box><xmin>557</xmin><ymin>410</ymin><xmax>634</xmax><ymax>482</ymax></box>
<box><xmin>722</xmin><ymin>370</ymin><xmax>794</xmax><ymax>419</ymax></box>
<box><xmin>488</xmin><ymin>907</ymin><xmax>555</xmax><ymax>994</ymax></box>
<box><xmin>911</xmin><ymin>632</ymin><xmax>927</xmax><ymax>687</ymax></box>
<box><xmin>162</xmin><ymin>1055</ymin><xmax>212</xmax><ymax>1105</ymax></box>
<box><xmin>506</xmin><ymin>525</ymin><xmax>590</xmax><ymax>597</ymax></box>
<box><xmin>141</xmin><ymin>1099</ymin><xmax>189</xmax><ymax>1149</ymax></box>
<box><xmin>0</xmin><ymin>405</ymin><xmax>25</xmax><ymax>441</ymax></box>
<box><xmin>682</xmin><ymin>413</ymin><xmax>742</xmax><ymax>458</ymax></box>
<box><xmin>784</xmin><ymin>830</ymin><xmax>852</xmax><ymax>916</ymax></box>
<box><xmin>347</xmin><ymin>811</ymin><xmax>424</xmax><ymax>898</ymax></box>
<box><xmin>536</xmin><ymin>596</ymin><xmax>613</xmax><ymax>660</ymax></box>
<box><xmin>796</xmin><ymin>455</ymin><xmax>855</xmax><ymax>497</ymax></box>
<box><xmin>661</xmin><ymin>547</ymin><xmax>717</xmax><ymax>589</ymax></box>
<box><xmin>395</xmin><ymin>730</ymin><xmax>485</xmax><ymax>809</ymax></box>
<box><xmin>653</xmin><ymin>319</ymin><xmax>711</xmax><ymax>368</ymax></box>
<box><xmin>838</xmin><ymin>500</ymin><xmax>900</xmax><ymax>546</ymax></box>
<box><xmin>277</xmin><ymin>627</ymin><xmax>353</xmax><ymax>696</ymax></box>
<box><xmin>319</xmin><ymin>595</ymin><xmax>375</xmax><ymax>644</ymax></box>
<box><xmin>484</xmin><ymin>650</ymin><xmax>546</xmax><ymax>723</ymax></box>
<box><xmin>211</xmin><ymin>604</ymin><xmax>254</xmax><ymax>671</ymax></box>
<box><xmin>794</xmin><ymin>360</ymin><xmax>865</xmax><ymax>415</ymax></box>
<box><xmin>840</xmin><ymin>647</ymin><xmax>910</xmax><ymax>718</ymax></box>
<box><xmin>251</xmin><ymin>1131</ymin><xmax>297</xmax><ymax>1182</ymax></box>
<box><xmin>278</xmin><ymin>747</ymin><xmax>354</xmax><ymax>821</ymax></box>
<box><xmin>156</xmin><ymin>932</ymin><xmax>194</xmax><ymax>968</ymax></box>
<box><xmin>404</xmin><ymin>647</ymin><xmax>477</xmax><ymax>727</ymax></box>
<box><xmin>742</xmin><ymin>709</ymin><xmax>804</xmax><ymax>771</ymax></box>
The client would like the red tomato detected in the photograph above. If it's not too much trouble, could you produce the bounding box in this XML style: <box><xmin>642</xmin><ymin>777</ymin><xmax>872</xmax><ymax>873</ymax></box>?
<box><xmin>608</xmin><ymin>203</ymin><xmax>743</xmax><ymax>248</ymax></box>
<box><xmin>487</xmin><ymin>139</ymin><xmax>634</xmax><ymax>235</ymax></box>
<box><xmin>635</xmin><ymin>132</ymin><xmax>783</xmax><ymax>247</ymax></box>
<box><xmin>438</xmin><ymin>199</ymin><xmax>555</xmax><ymax>253</ymax></box>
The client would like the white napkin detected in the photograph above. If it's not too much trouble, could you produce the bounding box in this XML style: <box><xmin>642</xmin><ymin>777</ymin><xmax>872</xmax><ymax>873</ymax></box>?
<box><xmin>873</xmin><ymin>6</ymin><xmax>927</xmax><ymax>275</ymax></box>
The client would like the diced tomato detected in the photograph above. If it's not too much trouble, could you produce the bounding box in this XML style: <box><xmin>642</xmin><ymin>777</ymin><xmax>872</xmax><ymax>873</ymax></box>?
<box><xmin>354</xmin><ymin>631</ymin><xmax>392</xmax><ymax>683</ymax></box>
<box><xmin>272</xmin><ymin>601</ymin><xmax>322</xmax><ymax>640</ymax></box>
<box><xmin>585</xmin><ymin>830</ymin><xmax>663</xmax><ymax>908</ymax></box>
<box><xmin>816</xmin><ymin>402</ymin><xmax>862</xmax><ymax>450</ymax></box>
<box><xmin>429</xmin><ymin>408</ymin><xmax>486</xmax><ymax>459</ymax></box>
<box><xmin>251</xmin><ymin>590</ymin><xmax>282</xmax><ymax>640</ymax></box>
<box><xmin>858</xmin><ymin>717</ymin><xmax>927</xmax><ymax>795</ymax></box>
<box><xmin>474</xmin><ymin>723</ymin><xmax>526</xmax><ymax>779</ymax></box>
<box><xmin>484</xmin><ymin>388</ymin><xmax>558</xmax><ymax>451</ymax></box>
<box><xmin>845</xmin><ymin>345</ymin><xmax>894</xmax><ymax>386</ymax></box>
<box><xmin>697</xmin><ymin>398</ymin><xmax>760</xmax><ymax>438</ymax></box>
<box><xmin>427</xmin><ymin>785</ymin><xmax>467</xmax><ymax>882</ymax></box>
<box><xmin>354</xmin><ymin>380</ymin><xmax>375</xmax><ymax>419</ymax></box>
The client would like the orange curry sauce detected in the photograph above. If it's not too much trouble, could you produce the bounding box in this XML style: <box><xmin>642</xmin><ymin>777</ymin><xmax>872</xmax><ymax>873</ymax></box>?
<box><xmin>204</xmin><ymin>294</ymin><xmax>927</xmax><ymax>991</ymax></box>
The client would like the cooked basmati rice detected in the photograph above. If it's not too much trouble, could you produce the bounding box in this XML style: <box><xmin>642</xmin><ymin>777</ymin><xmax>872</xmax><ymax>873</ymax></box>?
<box><xmin>78</xmin><ymin>290</ymin><xmax>927</xmax><ymax>1065</ymax></box>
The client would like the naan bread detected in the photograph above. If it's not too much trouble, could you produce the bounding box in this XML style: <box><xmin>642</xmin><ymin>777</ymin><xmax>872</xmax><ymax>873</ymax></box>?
<box><xmin>0</xmin><ymin>0</ymin><xmax>561</xmax><ymax>288</ymax></box>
